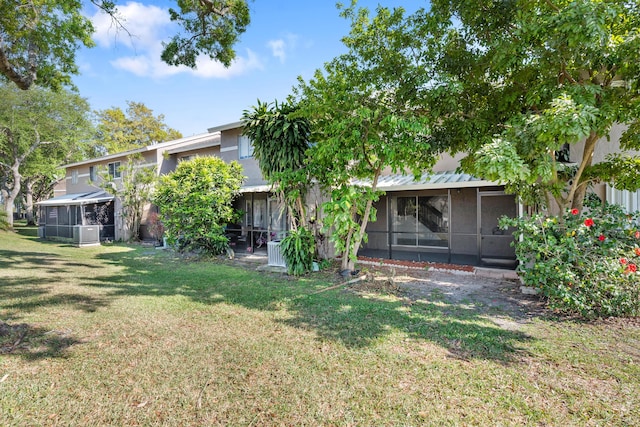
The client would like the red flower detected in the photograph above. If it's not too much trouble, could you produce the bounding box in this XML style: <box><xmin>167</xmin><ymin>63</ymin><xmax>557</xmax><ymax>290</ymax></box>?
<box><xmin>571</xmin><ymin>208</ymin><xmax>579</xmax><ymax>215</ymax></box>
<box><xmin>598</xmin><ymin>234</ymin><xmax>606</xmax><ymax>241</ymax></box>
<box><xmin>635</xmin><ymin>247</ymin><xmax>640</xmax><ymax>257</ymax></box>
<box><xmin>620</xmin><ymin>258</ymin><xmax>628</xmax><ymax>265</ymax></box>
<box><xmin>635</xmin><ymin>231</ymin><xmax>640</xmax><ymax>239</ymax></box>
<box><xmin>629</xmin><ymin>264</ymin><xmax>638</xmax><ymax>273</ymax></box>
<box><xmin>584</xmin><ymin>218</ymin><xmax>594</xmax><ymax>227</ymax></box>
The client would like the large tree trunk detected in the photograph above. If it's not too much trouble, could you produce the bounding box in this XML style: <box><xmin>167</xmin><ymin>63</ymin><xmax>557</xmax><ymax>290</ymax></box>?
<box><xmin>3</xmin><ymin>163</ymin><xmax>22</xmax><ymax>228</ymax></box>
<box><xmin>23</xmin><ymin>177</ymin><xmax>36</xmax><ymax>225</ymax></box>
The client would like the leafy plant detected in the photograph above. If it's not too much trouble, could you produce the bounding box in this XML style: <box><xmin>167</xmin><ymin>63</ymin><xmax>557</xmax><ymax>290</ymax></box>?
<box><xmin>502</xmin><ymin>197</ymin><xmax>640</xmax><ymax>318</ymax></box>
<box><xmin>154</xmin><ymin>156</ymin><xmax>244</xmax><ymax>256</ymax></box>
<box><xmin>280</xmin><ymin>227</ymin><xmax>316</xmax><ymax>276</ymax></box>
<box><xmin>97</xmin><ymin>154</ymin><xmax>157</xmax><ymax>242</ymax></box>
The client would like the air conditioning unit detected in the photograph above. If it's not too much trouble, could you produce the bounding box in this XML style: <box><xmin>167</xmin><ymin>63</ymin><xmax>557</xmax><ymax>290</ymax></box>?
<box><xmin>267</xmin><ymin>241</ymin><xmax>286</xmax><ymax>267</ymax></box>
<box><xmin>73</xmin><ymin>225</ymin><xmax>100</xmax><ymax>247</ymax></box>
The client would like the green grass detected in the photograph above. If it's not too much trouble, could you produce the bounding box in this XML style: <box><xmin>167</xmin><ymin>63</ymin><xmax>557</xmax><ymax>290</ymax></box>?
<box><xmin>1</xmin><ymin>227</ymin><xmax>639</xmax><ymax>426</ymax></box>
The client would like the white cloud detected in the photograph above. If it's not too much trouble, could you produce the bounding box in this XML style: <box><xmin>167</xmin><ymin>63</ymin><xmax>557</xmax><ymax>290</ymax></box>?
<box><xmin>267</xmin><ymin>33</ymin><xmax>299</xmax><ymax>63</ymax></box>
<box><xmin>91</xmin><ymin>2</ymin><xmax>170</xmax><ymax>50</ymax></box>
<box><xmin>90</xmin><ymin>2</ymin><xmax>263</xmax><ymax>79</ymax></box>
<box><xmin>111</xmin><ymin>48</ymin><xmax>263</xmax><ymax>79</ymax></box>
<box><xmin>268</xmin><ymin>40</ymin><xmax>286</xmax><ymax>63</ymax></box>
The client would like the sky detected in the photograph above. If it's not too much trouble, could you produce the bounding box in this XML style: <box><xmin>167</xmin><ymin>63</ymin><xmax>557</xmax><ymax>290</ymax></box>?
<box><xmin>74</xmin><ymin>1</ymin><xmax>424</xmax><ymax>137</ymax></box>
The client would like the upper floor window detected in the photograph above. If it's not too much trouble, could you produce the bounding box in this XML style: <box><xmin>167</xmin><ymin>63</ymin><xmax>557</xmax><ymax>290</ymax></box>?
<box><xmin>71</xmin><ymin>170</ymin><xmax>78</xmax><ymax>184</ymax></box>
<box><xmin>238</xmin><ymin>135</ymin><xmax>254</xmax><ymax>159</ymax></box>
<box><xmin>108</xmin><ymin>161</ymin><xmax>121</xmax><ymax>179</ymax></box>
<box><xmin>89</xmin><ymin>166</ymin><xmax>97</xmax><ymax>182</ymax></box>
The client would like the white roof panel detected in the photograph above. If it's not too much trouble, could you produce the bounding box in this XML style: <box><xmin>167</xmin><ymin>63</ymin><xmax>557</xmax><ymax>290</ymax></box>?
<box><xmin>36</xmin><ymin>191</ymin><xmax>114</xmax><ymax>206</ymax></box>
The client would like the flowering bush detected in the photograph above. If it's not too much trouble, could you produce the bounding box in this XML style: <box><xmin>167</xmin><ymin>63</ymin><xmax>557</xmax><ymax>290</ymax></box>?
<box><xmin>501</xmin><ymin>197</ymin><xmax>640</xmax><ymax>318</ymax></box>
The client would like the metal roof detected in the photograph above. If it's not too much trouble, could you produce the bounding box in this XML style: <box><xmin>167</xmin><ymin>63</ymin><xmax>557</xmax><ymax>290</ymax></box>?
<box><xmin>351</xmin><ymin>171</ymin><xmax>497</xmax><ymax>191</ymax></box>
<box><xmin>36</xmin><ymin>191</ymin><xmax>114</xmax><ymax>206</ymax></box>
<box><xmin>239</xmin><ymin>184</ymin><xmax>273</xmax><ymax>193</ymax></box>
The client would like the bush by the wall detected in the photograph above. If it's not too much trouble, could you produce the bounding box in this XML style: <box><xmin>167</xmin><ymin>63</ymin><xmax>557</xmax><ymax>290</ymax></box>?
<box><xmin>154</xmin><ymin>157</ymin><xmax>244</xmax><ymax>256</ymax></box>
<box><xmin>502</xmin><ymin>198</ymin><xmax>640</xmax><ymax>318</ymax></box>
<box><xmin>280</xmin><ymin>227</ymin><xmax>316</xmax><ymax>276</ymax></box>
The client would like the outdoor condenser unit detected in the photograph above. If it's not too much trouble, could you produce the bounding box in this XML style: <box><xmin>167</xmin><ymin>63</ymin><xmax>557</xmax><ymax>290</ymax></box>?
<box><xmin>267</xmin><ymin>241</ymin><xmax>286</xmax><ymax>267</ymax></box>
<box><xmin>73</xmin><ymin>225</ymin><xmax>100</xmax><ymax>247</ymax></box>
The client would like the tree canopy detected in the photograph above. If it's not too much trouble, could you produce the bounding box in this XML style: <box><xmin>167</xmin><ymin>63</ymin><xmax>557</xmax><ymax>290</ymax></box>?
<box><xmin>295</xmin><ymin>5</ymin><xmax>435</xmax><ymax>271</ymax></box>
<box><xmin>410</xmin><ymin>0</ymin><xmax>640</xmax><ymax>212</ymax></box>
<box><xmin>0</xmin><ymin>84</ymin><xmax>94</xmax><ymax>226</ymax></box>
<box><xmin>0</xmin><ymin>0</ymin><xmax>251</xmax><ymax>91</ymax></box>
<box><xmin>95</xmin><ymin>101</ymin><xmax>183</xmax><ymax>154</ymax></box>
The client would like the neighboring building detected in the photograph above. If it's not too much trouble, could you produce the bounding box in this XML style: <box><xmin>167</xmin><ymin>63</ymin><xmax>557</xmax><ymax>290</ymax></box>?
<box><xmin>37</xmin><ymin>132</ymin><xmax>220</xmax><ymax>244</ymax></box>
<box><xmin>37</xmin><ymin>120</ymin><xmax>637</xmax><ymax>267</ymax></box>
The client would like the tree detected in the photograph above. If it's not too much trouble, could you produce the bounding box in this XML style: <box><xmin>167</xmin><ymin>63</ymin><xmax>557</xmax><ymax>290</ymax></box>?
<box><xmin>154</xmin><ymin>156</ymin><xmax>244</xmax><ymax>255</ymax></box>
<box><xmin>0</xmin><ymin>84</ymin><xmax>93</xmax><ymax>227</ymax></box>
<box><xmin>295</xmin><ymin>5</ymin><xmax>435</xmax><ymax>272</ymax></box>
<box><xmin>95</xmin><ymin>101</ymin><xmax>182</xmax><ymax>154</ymax></box>
<box><xmin>96</xmin><ymin>154</ymin><xmax>157</xmax><ymax>241</ymax></box>
<box><xmin>241</xmin><ymin>99</ymin><xmax>311</xmax><ymax>230</ymax></box>
<box><xmin>0</xmin><ymin>0</ymin><xmax>251</xmax><ymax>91</ymax></box>
<box><xmin>411</xmin><ymin>0</ymin><xmax>640</xmax><ymax>213</ymax></box>
<box><xmin>0</xmin><ymin>0</ymin><xmax>95</xmax><ymax>90</ymax></box>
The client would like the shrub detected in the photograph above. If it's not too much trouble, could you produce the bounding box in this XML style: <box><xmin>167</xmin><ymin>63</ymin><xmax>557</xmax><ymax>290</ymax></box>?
<box><xmin>502</xmin><ymin>197</ymin><xmax>640</xmax><ymax>318</ymax></box>
<box><xmin>154</xmin><ymin>157</ymin><xmax>244</xmax><ymax>256</ymax></box>
<box><xmin>280</xmin><ymin>227</ymin><xmax>316</xmax><ymax>276</ymax></box>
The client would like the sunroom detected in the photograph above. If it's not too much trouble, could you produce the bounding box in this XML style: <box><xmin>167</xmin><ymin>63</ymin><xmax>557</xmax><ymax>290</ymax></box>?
<box><xmin>36</xmin><ymin>190</ymin><xmax>115</xmax><ymax>246</ymax></box>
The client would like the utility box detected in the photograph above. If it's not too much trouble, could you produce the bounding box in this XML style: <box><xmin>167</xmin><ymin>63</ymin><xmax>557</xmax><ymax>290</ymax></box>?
<box><xmin>73</xmin><ymin>225</ymin><xmax>100</xmax><ymax>247</ymax></box>
<box><xmin>267</xmin><ymin>241</ymin><xmax>286</xmax><ymax>267</ymax></box>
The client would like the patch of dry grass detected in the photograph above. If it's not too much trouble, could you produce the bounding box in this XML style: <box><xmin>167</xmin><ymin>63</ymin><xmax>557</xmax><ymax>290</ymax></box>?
<box><xmin>1</xmin><ymin>227</ymin><xmax>639</xmax><ymax>425</ymax></box>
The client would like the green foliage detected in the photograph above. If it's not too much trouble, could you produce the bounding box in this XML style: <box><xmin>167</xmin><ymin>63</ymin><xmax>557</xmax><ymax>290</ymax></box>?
<box><xmin>295</xmin><ymin>4</ymin><xmax>435</xmax><ymax>270</ymax></box>
<box><xmin>241</xmin><ymin>99</ymin><xmax>311</xmax><ymax>228</ymax></box>
<box><xmin>0</xmin><ymin>1</ymin><xmax>251</xmax><ymax>91</ymax></box>
<box><xmin>95</xmin><ymin>101</ymin><xmax>183</xmax><ymax>155</ymax></box>
<box><xmin>161</xmin><ymin>0</ymin><xmax>250</xmax><ymax>68</ymax></box>
<box><xmin>98</xmin><ymin>154</ymin><xmax>157</xmax><ymax>241</ymax></box>
<box><xmin>0</xmin><ymin>0</ymin><xmax>95</xmax><ymax>90</ymax></box>
<box><xmin>154</xmin><ymin>156</ymin><xmax>244</xmax><ymax>255</ymax></box>
<box><xmin>502</xmin><ymin>198</ymin><xmax>640</xmax><ymax>318</ymax></box>
<box><xmin>587</xmin><ymin>154</ymin><xmax>640</xmax><ymax>192</ymax></box>
<box><xmin>0</xmin><ymin>83</ymin><xmax>94</xmax><ymax>226</ymax></box>
<box><xmin>280</xmin><ymin>227</ymin><xmax>316</xmax><ymax>276</ymax></box>
<box><xmin>413</xmin><ymin>0</ymin><xmax>640</xmax><ymax>212</ymax></box>
<box><xmin>321</xmin><ymin>185</ymin><xmax>378</xmax><ymax>264</ymax></box>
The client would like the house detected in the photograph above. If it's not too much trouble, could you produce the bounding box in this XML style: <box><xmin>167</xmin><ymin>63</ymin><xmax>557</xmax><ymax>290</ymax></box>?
<box><xmin>38</xmin><ymin>120</ymin><xmax>636</xmax><ymax>268</ymax></box>
<box><xmin>208</xmin><ymin>122</ymin><xmax>520</xmax><ymax>268</ymax></box>
<box><xmin>37</xmin><ymin>132</ymin><xmax>221</xmax><ymax>244</ymax></box>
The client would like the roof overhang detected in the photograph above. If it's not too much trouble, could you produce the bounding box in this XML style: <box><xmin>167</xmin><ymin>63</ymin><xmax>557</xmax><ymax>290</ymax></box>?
<box><xmin>239</xmin><ymin>184</ymin><xmax>273</xmax><ymax>193</ymax></box>
<box><xmin>352</xmin><ymin>171</ymin><xmax>499</xmax><ymax>192</ymax></box>
<box><xmin>36</xmin><ymin>191</ymin><xmax>114</xmax><ymax>206</ymax></box>
<box><xmin>207</xmin><ymin>121</ymin><xmax>245</xmax><ymax>133</ymax></box>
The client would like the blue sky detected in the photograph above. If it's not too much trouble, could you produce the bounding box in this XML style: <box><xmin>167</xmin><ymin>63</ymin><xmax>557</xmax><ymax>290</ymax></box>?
<box><xmin>73</xmin><ymin>1</ymin><xmax>423</xmax><ymax>136</ymax></box>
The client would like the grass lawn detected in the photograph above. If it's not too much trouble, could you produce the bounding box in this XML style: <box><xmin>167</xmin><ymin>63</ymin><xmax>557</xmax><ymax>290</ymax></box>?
<box><xmin>1</xmin><ymin>227</ymin><xmax>639</xmax><ymax>426</ymax></box>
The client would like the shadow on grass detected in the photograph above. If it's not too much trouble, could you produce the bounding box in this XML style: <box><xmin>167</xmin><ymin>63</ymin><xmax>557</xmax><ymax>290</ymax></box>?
<box><xmin>0</xmin><ymin>238</ymin><xmax>534</xmax><ymax>362</ymax></box>
<box><xmin>0</xmin><ymin>321</ymin><xmax>83</xmax><ymax>360</ymax></box>
<box><xmin>87</xmin><ymin>250</ymin><xmax>534</xmax><ymax>362</ymax></box>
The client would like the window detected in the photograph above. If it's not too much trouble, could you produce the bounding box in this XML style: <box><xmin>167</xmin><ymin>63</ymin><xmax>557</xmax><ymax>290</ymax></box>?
<box><xmin>89</xmin><ymin>166</ymin><xmax>97</xmax><ymax>182</ymax></box>
<box><xmin>180</xmin><ymin>155</ymin><xmax>192</xmax><ymax>162</ymax></box>
<box><xmin>238</xmin><ymin>135</ymin><xmax>254</xmax><ymax>159</ymax></box>
<box><xmin>71</xmin><ymin>170</ymin><xmax>78</xmax><ymax>184</ymax></box>
<box><xmin>392</xmin><ymin>195</ymin><xmax>449</xmax><ymax>247</ymax></box>
<box><xmin>108</xmin><ymin>161</ymin><xmax>121</xmax><ymax>179</ymax></box>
